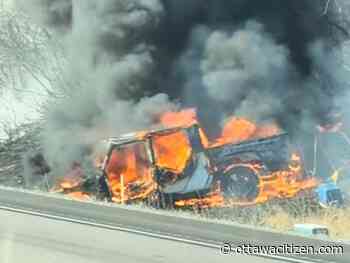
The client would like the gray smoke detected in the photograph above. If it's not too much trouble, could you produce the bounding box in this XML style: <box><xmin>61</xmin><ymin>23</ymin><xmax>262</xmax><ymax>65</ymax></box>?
<box><xmin>16</xmin><ymin>0</ymin><xmax>175</xmax><ymax>174</ymax></box>
<box><xmin>15</xmin><ymin>0</ymin><xmax>350</xmax><ymax>174</ymax></box>
<box><xmin>179</xmin><ymin>20</ymin><xmax>348</xmax><ymax>135</ymax></box>
<box><xmin>196</xmin><ymin>22</ymin><xmax>289</xmax><ymax>122</ymax></box>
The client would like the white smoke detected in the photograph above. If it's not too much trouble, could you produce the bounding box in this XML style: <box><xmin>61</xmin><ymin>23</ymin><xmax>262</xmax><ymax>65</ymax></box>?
<box><xmin>23</xmin><ymin>0</ymin><xmax>175</xmax><ymax>173</ymax></box>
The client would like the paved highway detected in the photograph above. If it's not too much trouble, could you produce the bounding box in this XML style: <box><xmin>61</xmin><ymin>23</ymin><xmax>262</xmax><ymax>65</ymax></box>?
<box><xmin>0</xmin><ymin>209</ymin><xmax>283</xmax><ymax>263</ymax></box>
<box><xmin>0</xmin><ymin>187</ymin><xmax>348</xmax><ymax>263</ymax></box>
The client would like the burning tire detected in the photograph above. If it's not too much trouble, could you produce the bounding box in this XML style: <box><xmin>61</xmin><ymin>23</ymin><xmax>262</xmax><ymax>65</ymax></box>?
<box><xmin>219</xmin><ymin>164</ymin><xmax>260</xmax><ymax>202</ymax></box>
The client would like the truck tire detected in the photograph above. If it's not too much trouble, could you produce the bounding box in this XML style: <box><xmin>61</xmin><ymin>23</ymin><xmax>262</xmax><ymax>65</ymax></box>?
<box><xmin>218</xmin><ymin>164</ymin><xmax>260</xmax><ymax>202</ymax></box>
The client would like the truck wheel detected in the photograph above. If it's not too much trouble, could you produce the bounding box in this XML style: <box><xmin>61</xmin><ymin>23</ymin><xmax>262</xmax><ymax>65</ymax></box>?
<box><xmin>218</xmin><ymin>164</ymin><xmax>260</xmax><ymax>202</ymax></box>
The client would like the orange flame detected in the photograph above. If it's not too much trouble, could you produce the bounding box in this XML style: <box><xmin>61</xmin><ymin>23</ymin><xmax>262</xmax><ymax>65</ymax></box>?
<box><xmin>153</xmin><ymin>130</ymin><xmax>192</xmax><ymax>173</ymax></box>
<box><xmin>175</xmin><ymin>153</ymin><xmax>319</xmax><ymax>208</ymax></box>
<box><xmin>106</xmin><ymin>143</ymin><xmax>156</xmax><ymax>203</ymax></box>
<box><xmin>255</xmin><ymin>155</ymin><xmax>318</xmax><ymax>205</ymax></box>
<box><xmin>160</xmin><ymin>109</ymin><xmax>198</xmax><ymax>128</ymax></box>
<box><xmin>104</xmin><ymin>109</ymin><xmax>318</xmax><ymax>207</ymax></box>
<box><xmin>56</xmin><ymin>108</ymin><xmax>319</xmax><ymax>208</ymax></box>
<box><xmin>50</xmin><ymin>162</ymin><xmax>92</xmax><ymax>201</ymax></box>
<box><xmin>210</xmin><ymin>118</ymin><xmax>281</xmax><ymax>147</ymax></box>
<box><xmin>160</xmin><ymin>109</ymin><xmax>280</xmax><ymax>148</ymax></box>
<box><xmin>211</xmin><ymin>118</ymin><xmax>257</xmax><ymax>147</ymax></box>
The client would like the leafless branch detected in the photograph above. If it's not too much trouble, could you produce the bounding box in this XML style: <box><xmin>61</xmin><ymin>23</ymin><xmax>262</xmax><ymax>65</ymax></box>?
<box><xmin>0</xmin><ymin>8</ymin><xmax>68</xmax><ymax>99</ymax></box>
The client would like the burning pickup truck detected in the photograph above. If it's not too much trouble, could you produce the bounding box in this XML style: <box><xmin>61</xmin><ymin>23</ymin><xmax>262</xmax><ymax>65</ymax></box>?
<box><xmin>96</xmin><ymin>125</ymin><xmax>313</xmax><ymax>208</ymax></box>
<box><xmin>50</xmin><ymin>110</ymin><xmax>343</xmax><ymax>209</ymax></box>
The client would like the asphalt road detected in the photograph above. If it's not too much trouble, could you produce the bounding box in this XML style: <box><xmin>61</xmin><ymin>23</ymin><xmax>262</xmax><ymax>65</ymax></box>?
<box><xmin>0</xmin><ymin>209</ymin><xmax>282</xmax><ymax>263</ymax></box>
<box><xmin>0</xmin><ymin>187</ymin><xmax>348</xmax><ymax>263</ymax></box>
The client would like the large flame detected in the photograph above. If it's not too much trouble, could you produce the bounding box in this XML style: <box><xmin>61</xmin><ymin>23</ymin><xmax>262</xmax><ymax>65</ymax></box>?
<box><xmin>175</xmin><ymin>152</ymin><xmax>318</xmax><ymax>208</ymax></box>
<box><xmin>160</xmin><ymin>109</ymin><xmax>280</xmax><ymax>148</ymax></box>
<box><xmin>105</xmin><ymin>143</ymin><xmax>156</xmax><ymax>203</ymax></box>
<box><xmin>50</xmin><ymin>162</ymin><xmax>91</xmax><ymax>201</ymax></box>
<box><xmin>158</xmin><ymin>109</ymin><xmax>318</xmax><ymax>208</ymax></box>
<box><xmin>160</xmin><ymin>109</ymin><xmax>198</xmax><ymax>128</ymax></box>
<box><xmin>153</xmin><ymin>131</ymin><xmax>192</xmax><ymax>173</ymax></box>
<box><xmin>209</xmin><ymin>118</ymin><xmax>280</xmax><ymax>147</ymax></box>
<box><xmin>55</xmin><ymin>108</ymin><xmax>319</xmax><ymax>208</ymax></box>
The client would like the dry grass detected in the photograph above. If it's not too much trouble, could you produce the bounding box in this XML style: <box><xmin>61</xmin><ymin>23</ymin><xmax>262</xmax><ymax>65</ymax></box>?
<box><xmin>206</xmin><ymin>196</ymin><xmax>350</xmax><ymax>240</ymax></box>
<box><xmin>262</xmin><ymin>209</ymin><xmax>294</xmax><ymax>232</ymax></box>
<box><xmin>263</xmin><ymin>207</ymin><xmax>350</xmax><ymax>239</ymax></box>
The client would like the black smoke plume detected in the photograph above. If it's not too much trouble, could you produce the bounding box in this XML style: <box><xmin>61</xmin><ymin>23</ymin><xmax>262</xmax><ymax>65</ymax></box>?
<box><xmin>16</xmin><ymin>0</ymin><xmax>350</xmax><ymax>171</ymax></box>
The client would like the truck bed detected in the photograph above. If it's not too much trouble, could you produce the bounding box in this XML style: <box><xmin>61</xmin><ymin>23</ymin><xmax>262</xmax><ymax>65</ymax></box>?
<box><xmin>206</xmin><ymin>132</ymin><xmax>290</xmax><ymax>171</ymax></box>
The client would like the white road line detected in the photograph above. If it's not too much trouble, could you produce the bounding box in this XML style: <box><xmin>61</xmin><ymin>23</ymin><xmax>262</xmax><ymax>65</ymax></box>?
<box><xmin>0</xmin><ymin>204</ymin><xmax>324</xmax><ymax>263</ymax></box>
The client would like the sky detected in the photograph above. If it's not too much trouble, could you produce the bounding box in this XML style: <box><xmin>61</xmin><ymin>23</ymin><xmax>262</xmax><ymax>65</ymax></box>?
<box><xmin>0</xmin><ymin>85</ymin><xmax>44</xmax><ymax>140</ymax></box>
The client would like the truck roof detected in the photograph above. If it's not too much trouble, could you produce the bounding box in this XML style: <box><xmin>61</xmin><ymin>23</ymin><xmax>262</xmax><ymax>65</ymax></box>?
<box><xmin>104</xmin><ymin>124</ymin><xmax>288</xmax><ymax>149</ymax></box>
<box><xmin>105</xmin><ymin>126</ymin><xmax>189</xmax><ymax>146</ymax></box>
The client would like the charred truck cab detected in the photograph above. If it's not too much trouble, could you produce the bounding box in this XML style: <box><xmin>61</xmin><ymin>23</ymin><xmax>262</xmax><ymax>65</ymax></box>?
<box><xmin>97</xmin><ymin>124</ymin><xmax>321</xmax><ymax>208</ymax></box>
<box><xmin>98</xmin><ymin>125</ymin><xmax>213</xmax><ymax>206</ymax></box>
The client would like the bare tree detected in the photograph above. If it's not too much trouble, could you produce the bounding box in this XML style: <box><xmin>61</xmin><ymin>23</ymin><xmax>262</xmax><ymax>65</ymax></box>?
<box><xmin>0</xmin><ymin>5</ymin><xmax>69</xmax><ymax>187</ymax></box>
<box><xmin>0</xmin><ymin>7</ymin><xmax>68</xmax><ymax>99</ymax></box>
